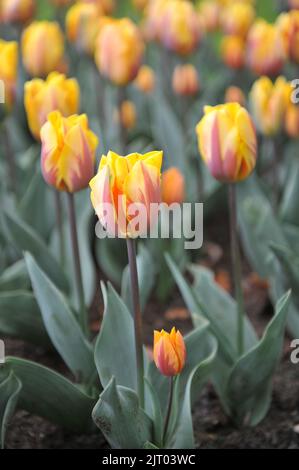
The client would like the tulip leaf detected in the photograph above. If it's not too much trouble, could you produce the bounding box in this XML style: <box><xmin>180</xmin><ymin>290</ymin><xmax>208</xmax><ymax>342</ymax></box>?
<box><xmin>0</xmin><ymin>372</ymin><xmax>22</xmax><ymax>449</ymax></box>
<box><xmin>0</xmin><ymin>260</ymin><xmax>29</xmax><ymax>292</ymax></box>
<box><xmin>0</xmin><ymin>291</ymin><xmax>50</xmax><ymax>347</ymax></box>
<box><xmin>144</xmin><ymin>378</ymin><xmax>163</xmax><ymax>448</ymax></box>
<box><xmin>226</xmin><ymin>290</ymin><xmax>291</xmax><ymax>426</ymax></box>
<box><xmin>0</xmin><ymin>357</ymin><xmax>96</xmax><ymax>433</ymax></box>
<box><xmin>1</xmin><ymin>209</ymin><xmax>68</xmax><ymax>292</ymax></box>
<box><xmin>92</xmin><ymin>377</ymin><xmax>153</xmax><ymax>449</ymax></box>
<box><xmin>96</xmin><ymin>238</ymin><xmax>127</xmax><ymax>286</ymax></box>
<box><xmin>280</xmin><ymin>149</ymin><xmax>299</xmax><ymax>226</ymax></box>
<box><xmin>25</xmin><ymin>252</ymin><xmax>95</xmax><ymax>384</ymax></box>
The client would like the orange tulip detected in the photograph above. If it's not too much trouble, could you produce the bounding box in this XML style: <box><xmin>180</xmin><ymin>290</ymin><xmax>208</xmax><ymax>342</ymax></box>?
<box><xmin>285</xmin><ymin>103</ymin><xmax>299</xmax><ymax>138</ymax></box>
<box><xmin>154</xmin><ymin>327</ymin><xmax>186</xmax><ymax>376</ymax></box>
<box><xmin>277</xmin><ymin>10</ymin><xmax>299</xmax><ymax>64</ymax></box>
<box><xmin>221</xmin><ymin>35</ymin><xmax>245</xmax><ymax>69</ymax></box>
<box><xmin>162</xmin><ymin>167</ymin><xmax>185</xmax><ymax>205</ymax></box>
<box><xmin>117</xmin><ymin>100</ymin><xmax>137</xmax><ymax>130</ymax></box>
<box><xmin>1</xmin><ymin>0</ymin><xmax>35</xmax><ymax>24</ymax></box>
<box><xmin>172</xmin><ymin>64</ymin><xmax>200</xmax><ymax>96</ymax></box>
<box><xmin>134</xmin><ymin>65</ymin><xmax>155</xmax><ymax>94</ymax></box>
<box><xmin>225</xmin><ymin>86</ymin><xmax>246</xmax><ymax>106</ymax></box>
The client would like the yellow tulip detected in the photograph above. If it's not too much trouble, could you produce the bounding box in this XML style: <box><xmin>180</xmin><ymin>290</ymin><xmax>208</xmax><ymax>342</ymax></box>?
<box><xmin>221</xmin><ymin>35</ymin><xmax>245</xmax><ymax>69</ymax></box>
<box><xmin>24</xmin><ymin>72</ymin><xmax>80</xmax><ymax>140</ymax></box>
<box><xmin>89</xmin><ymin>150</ymin><xmax>163</xmax><ymax>238</ymax></box>
<box><xmin>198</xmin><ymin>0</ymin><xmax>220</xmax><ymax>33</ymax></box>
<box><xmin>196</xmin><ymin>103</ymin><xmax>257</xmax><ymax>183</ymax></box>
<box><xmin>0</xmin><ymin>39</ymin><xmax>18</xmax><ymax>111</ymax></box>
<box><xmin>66</xmin><ymin>2</ymin><xmax>102</xmax><ymax>55</ymax></box>
<box><xmin>249</xmin><ymin>76</ymin><xmax>291</xmax><ymax>136</ymax></box>
<box><xmin>154</xmin><ymin>327</ymin><xmax>186</xmax><ymax>376</ymax></box>
<box><xmin>22</xmin><ymin>21</ymin><xmax>65</xmax><ymax>77</ymax></box>
<box><xmin>95</xmin><ymin>18</ymin><xmax>144</xmax><ymax>86</ymax></box>
<box><xmin>1</xmin><ymin>0</ymin><xmax>35</xmax><ymax>24</ymax></box>
<box><xmin>162</xmin><ymin>167</ymin><xmax>185</xmax><ymax>205</ymax></box>
<box><xmin>172</xmin><ymin>64</ymin><xmax>200</xmax><ymax>96</ymax></box>
<box><xmin>134</xmin><ymin>65</ymin><xmax>155</xmax><ymax>94</ymax></box>
<box><xmin>277</xmin><ymin>10</ymin><xmax>299</xmax><ymax>64</ymax></box>
<box><xmin>221</xmin><ymin>2</ymin><xmax>255</xmax><ymax>37</ymax></box>
<box><xmin>40</xmin><ymin>111</ymin><xmax>98</xmax><ymax>193</ymax></box>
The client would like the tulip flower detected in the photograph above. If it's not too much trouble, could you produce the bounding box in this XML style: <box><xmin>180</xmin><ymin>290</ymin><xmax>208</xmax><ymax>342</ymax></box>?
<box><xmin>159</xmin><ymin>0</ymin><xmax>203</xmax><ymax>55</ymax></box>
<box><xmin>40</xmin><ymin>111</ymin><xmax>98</xmax><ymax>193</ymax></box>
<box><xmin>1</xmin><ymin>0</ymin><xmax>35</xmax><ymax>24</ymax></box>
<box><xmin>285</xmin><ymin>103</ymin><xmax>299</xmax><ymax>138</ymax></box>
<box><xmin>22</xmin><ymin>21</ymin><xmax>65</xmax><ymax>77</ymax></box>
<box><xmin>198</xmin><ymin>0</ymin><xmax>220</xmax><ymax>33</ymax></box>
<box><xmin>225</xmin><ymin>86</ymin><xmax>246</xmax><ymax>106</ymax></box>
<box><xmin>95</xmin><ymin>17</ymin><xmax>144</xmax><ymax>86</ymax></box>
<box><xmin>196</xmin><ymin>103</ymin><xmax>257</xmax><ymax>183</ymax></box>
<box><xmin>116</xmin><ymin>100</ymin><xmax>137</xmax><ymax>131</ymax></box>
<box><xmin>66</xmin><ymin>2</ymin><xmax>102</xmax><ymax>55</ymax></box>
<box><xmin>172</xmin><ymin>64</ymin><xmax>200</xmax><ymax>96</ymax></box>
<box><xmin>89</xmin><ymin>150</ymin><xmax>163</xmax><ymax>238</ymax></box>
<box><xmin>143</xmin><ymin>0</ymin><xmax>169</xmax><ymax>42</ymax></box>
<box><xmin>249</xmin><ymin>76</ymin><xmax>291</xmax><ymax>137</ymax></box>
<box><xmin>221</xmin><ymin>35</ymin><xmax>245</xmax><ymax>69</ymax></box>
<box><xmin>134</xmin><ymin>65</ymin><xmax>155</xmax><ymax>94</ymax></box>
<box><xmin>162</xmin><ymin>167</ymin><xmax>185</xmax><ymax>205</ymax></box>
<box><xmin>153</xmin><ymin>327</ymin><xmax>186</xmax><ymax>377</ymax></box>
<box><xmin>81</xmin><ymin>0</ymin><xmax>115</xmax><ymax>14</ymax></box>
<box><xmin>0</xmin><ymin>39</ymin><xmax>18</xmax><ymax>111</ymax></box>
<box><xmin>289</xmin><ymin>0</ymin><xmax>299</xmax><ymax>8</ymax></box>
<box><xmin>246</xmin><ymin>19</ymin><xmax>286</xmax><ymax>76</ymax></box>
<box><xmin>24</xmin><ymin>72</ymin><xmax>80</xmax><ymax>140</ymax></box>
<box><xmin>277</xmin><ymin>10</ymin><xmax>299</xmax><ymax>65</ymax></box>
<box><xmin>221</xmin><ymin>2</ymin><xmax>255</xmax><ymax>38</ymax></box>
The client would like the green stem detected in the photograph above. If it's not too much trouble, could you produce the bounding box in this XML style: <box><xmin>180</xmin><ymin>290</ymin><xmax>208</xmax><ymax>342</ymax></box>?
<box><xmin>118</xmin><ymin>87</ymin><xmax>127</xmax><ymax>154</ymax></box>
<box><xmin>67</xmin><ymin>192</ymin><xmax>88</xmax><ymax>336</ymax></box>
<box><xmin>126</xmin><ymin>238</ymin><xmax>144</xmax><ymax>409</ymax></box>
<box><xmin>163</xmin><ymin>377</ymin><xmax>174</xmax><ymax>446</ymax></box>
<box><xmin>2</xmin><ymin>122</ymin><xmax>16</xmax><ymax>194</ymax></box>
<box><xmin>54</xmin><ymin>190</ymin><xmax>65</xmax><ymax>266</ymax></box>
<box><xmin>228</xmin><ymin>184</ymin><xmax>244</xmax><ymax>357</ymax></box>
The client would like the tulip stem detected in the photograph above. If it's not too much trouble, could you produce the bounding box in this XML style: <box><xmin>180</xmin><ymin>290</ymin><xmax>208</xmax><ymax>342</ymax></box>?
<box><xmin>163</xmin><ymin>377</ymin><xmax>174</xmax><ymax>446</ymax></box>
<box><xmin>54</xmin><ymin>191</ymin><xmax>65</xmax><ymax>266</ymax></box>
<box><xmin>126</xmin><ymin>238</ymin><xmax>144</xmax><ymax>409</ymax></box>
<box><xmin>118</xmin><ymin>87</ymin><xmax>127</xmax><ymax>153</ymax></box>
<box><xmin>2</xmin><ymin>121</ymin><xmax>17</xmax><ymax>194</ymax></box>
<box><xmin>228</xmin><ymin>184</ymin><xmax>244</xmax><ymax>357</ymax></box>
<box><xmin>67</xmin><ymin>193</ymin><xmax>88</xmax><ymax>336</ymax></box>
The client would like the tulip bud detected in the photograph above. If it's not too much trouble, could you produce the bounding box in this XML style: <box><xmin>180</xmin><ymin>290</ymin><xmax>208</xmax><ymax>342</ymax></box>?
<box><xmin>24</xmin><ymin>72</ymin><xmax>80</xmax><ymax>140</ymax></box>
<box><xmin>95</xmin><ymin>18</ymin><xmax>144</xmax><ymax>86</ymax></box>
<box><xmin>246</xmin><ymin>19</ymin><xmax>286</xmax><ymax>76</ymax></box>
<box><xmin>162</xmin><ymin>167</ymin><xmax>185</xmax><ymax>205</ymax></box>
<box><xmin>116</xmin><ymin>100</ymin><xmax>137</xmax><ymax>130</ymax></box>
<box><xmin>249</xmin><ymin>76</ymin><xmax>291</xmax><ymax>136</ymax></box>
<box><xmin>285</xmin><ymin>103</ymin><xmax>299</xmax><ymax>138</ymax></box>
<box><xmin>221</xmin><ymin>35</ymin><xmax>245</xmax><ymax>69</ymax></box>
<box><xmin>1</xmin><ymin>0</ymin><xmax>35</xmax><ymax>24</ymax></box>
<box><xmin>22</xmin><ymin>21</ymin><xmax>65</xmax><ymax>78</ymax></box>
<box><xmin>196</xmin><ymin>103</ymin><xmax>257</xmax><ymax>183</ymax></box>
<box><xmin>198</xmin><ymin>0</ymin><xmax>220</xmax><ymax>33</ymax></box>
<box><xmin>143</xmin><ymin>0</ymin><xmax>169</xmax><ymax>42</ymax></box>
<box><xmin>225</xmin><ymin>86</ymin><xmax>246</xmax><ymax>106</ymax></box>
<box><xmin>0</xmin><ymin>39</ymin><xmax>18</xmax><ymax>111</ymax></box>
<box><xmin>81</xmin><ymin>0</ymin><xmax>115</xmax><ymax>14</ymax></box>
<box><xmin>41</xmin><ymin>111</ymin><xmax>98</xmax><ymax>193</ymax></box>
<box><xmin>154</xmin><ymin>327</ymin><xmax>186</xmax><ymax>377</ymax></box>
<box><xmin>221</xmin><ymin>2</ymin><xmax>255</xmax><ymax>38</ymax></box>
<box><xmin>89</xmin><ymin>150</ymin><xmax>163</xmax><ymax>238</ymax></box>
<box><xmin>66</xmin><ymin>2</ymin><xmax>102</xmax><ymax>56</ymax></box>
<box><xmin>160</xmin><ymin>0</ymin><xmax>203</xmax><ymax>55</ymax></box>
<box><xmin>134</xmin><ymin>65</ymin><xmax>155</xmax><ymax>94</ymax></box>
<box><xmin>172</xmin><ymin>64</ymin><xmax>200</xmax><ymax>96</ymax></box>
<box><xmin>277</xmin><ymin>10</ymin><xmax>299</xmax><ymax>65</ymax></box>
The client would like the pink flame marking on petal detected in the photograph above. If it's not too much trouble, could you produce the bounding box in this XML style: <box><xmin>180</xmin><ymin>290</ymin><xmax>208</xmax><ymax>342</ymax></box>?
<box><xmin>209</xmin><ymin>114</ymin><xmax>224</xmax><ymax>180</ymax></box>
<box><xmin>155</xmin><ymin>338</ymin><xmax>179</xmax><ymax>376</ymax></box>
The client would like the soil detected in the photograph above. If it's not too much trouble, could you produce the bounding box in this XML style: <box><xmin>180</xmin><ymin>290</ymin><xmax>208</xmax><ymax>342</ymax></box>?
<box><xmin>3</xmin><ymin>213</ymin><xmax>299</xmax><ymax>449</ymax></box>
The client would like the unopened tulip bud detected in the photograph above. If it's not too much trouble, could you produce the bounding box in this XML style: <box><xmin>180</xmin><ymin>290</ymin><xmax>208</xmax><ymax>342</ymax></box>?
<box><xmin>249</xmin><ymin>76</ymin><xmax>291</xmax><ymax>136</ymax></box>
<box><xmin>221</xmin><ymin>35</ymin><xmax>245</xmax><ymax>69</ymax></box>
<box><xmin>221</xmin><ymin>2</ymin><xmax>255</xmax><ymax>38</ymax></box>
<box><xmin>246</xmin><ymin>19</ymin><xmax>286</xmax><ymax>76</ymax></box>
<box><xmin>134</xmin><ymin>65</ymin><xmax>155</xmax><ymax>93</ymax></box>
<box><xmin>24</xmin><ymin>72</ymin><xmax>80</xmax><ymax>140</ymax></box>
<box><xmin>225</xmin><ymin>86</ymin><xmax>246</xmax><ymax>106</ymax></box>
<box><xmin>66</xmin><ymin>2</ymin><xmax>102</xmax><ymax>55</ymax></box>
<box><xmin>41</xmin><ymin>111</ymin><xmax>98</xmax><ymax>193</ymax></box>
<box><xmin>162</xmin><ymin>167</ymin><xmax>185</xmax><ymax>205</ymax></box>
<box><xmin>90</xmin><ymin>150</ymin><xmax>163</xmax><ymax>238</ymax></box>
<box><xmin>154</xmin><ymin>327</ymin><xmax>186</xmax><ymax>377</ymax></box>
<box><xmin>196</xmin><ymin>103</ymin><xmax>257</xmax><ymax>183</ymax></box>
<box><xmin>277</xmin><ymin>10</ymin><xmax>299</xmax><ymax>65</ymax></box>
<box><xmin>22</xmin><ymin>21</ymin><xmax>65</xmax><ymax>77</ymax></box>
<box><xmin>1</xmin><ymin>0</ymin><xmax>35</xmax><ymax>24</ymax></box>
<box><xmin>0</xmin><ymin>39</ymin><xmax>18</xmax><ymax>111</ymax></box>
<box><xmin>172</xmin><ymin>64</ymin><xmax>200</xmax><ymax>96</ymax></box>
<box><xmin>116</xmin><ymin>100</ymin><xmax>137</xmax><ymax>130</ymax></box>
<box><xmin>95</xmin><ymin>18</ymin><xmax>144</xmax><ymax>86</ymax></box>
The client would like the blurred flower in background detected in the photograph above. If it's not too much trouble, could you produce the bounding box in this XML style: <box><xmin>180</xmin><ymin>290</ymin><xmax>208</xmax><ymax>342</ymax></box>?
<box><xmin>0</xmin><ymin>39</ymin><xmax>18</xmax><ymax>111</ymax></box>
<box><xmin>225</xmin><ymin>86</ymin><xmax>246</xmax><ymax>106</ymax></box>
<box><xmin>221</xmin><ymin>35</ymin><xmax>245</xmax><ymax>69</ymax></box>
<box><xmin>172</xmin><ymin>63</ymin><xmax>200</xmax><ymax>96</ymax></box>
<box><xmin>198</xmin><ymin>0</ymin><xmax>220</xmax><ymax>33</ymax></box>
<box><xmin>115</xmin><ymin>100</ymin><xmax>137</xmax><ymax>131</ymax></box>
<box><xmin>277</xmin><ymin>10</ymin><xmax>299</xmax><ymax>65</ymax></box>
<box><xmin>288</xmin><ymin>0</ymin><xmax>299</xmax><ymax>8</ymax></box>
<box><xmin>81</xmin><ymin>0</ymin><xmax>115</xmax><ymax>14</ymax></box>
<box><xmin>220</xmin><ymin>1</ymin><xmax>255</xmax><ymax>38</ymax></box>
<box><xmin>66</xmin><ymin>1</ymin><xmax>103</xmax><ymax>55</ymax></box>
<box><xmin>134</xmin><ymin>65</ymin><xmax>155</xmax><ymax>93</ymax></box>
<box><xmin>285</xmin><ymin>102</ymin><xmax>299</xmax><ymax>138</ymax></box>
<box><xmin>24</xmin><ymin>72</ymin><xmax>80</xmax><ymax>140</ymax></box>
<box><xmin>0</xmin><ymin>0</ymin><xmax>35</xmax><ymax>25</ymax></box>
<box><xmin>162</xmin><ymin>167</ymin><xmax>185</xmax><ymax>205</ymax></box>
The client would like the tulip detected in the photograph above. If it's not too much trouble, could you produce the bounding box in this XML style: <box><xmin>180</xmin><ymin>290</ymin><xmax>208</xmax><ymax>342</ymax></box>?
<box><xmin>198</xmin><ymin>0</ymin><xmax>220</xmax><ymax>33</ymax></box>
<box><xmin>134</xmin><ymin>65</ymin><xmax>155</xmax><ymax>94</ymax></box>
<box><xmin>22</xmin><ymin>21</ymin><xmax>65</xmax><ymax>77</ymax></box>
<box><xmin>196</xmin><ymin>103</ymin><xmax>257</xmax><ymax>183</ymax></box>
<box><xmin>153</xmin><ymin>327</ymin><xmax>186</xmax><ymax>377</ymax></box>
<box><xmin>221</xmin><ymin>35</ymin><xmax>245</xmax><ymax>69</ymax></box>
<box><xmin>66</xmin><ymin>2</ymin><xmax>102</xmax><ymax>55</ymax></box>
<box><xmin>95</xmin><ymin>18</ymin><xmax>144</xmax><ymax>86</ymax></box>
<box><xmin>285</xmin><ymin>103</ymin><xmax>299</xmax><ymax>138</ymax></box>
<box><xmin>0</xmin><ymin>39</ymin><xmax>18</xmax><ymax>111</ymax></box>
<box><xmin>221</xmin><ymin>2</ymin><xmax>255</xmax><ymax>38</ymax></box>
<box><xmin>277</xmin><ymin>10</ymin><xmax>299</xmax><ymax>64</ymax></box>
<box><xmin>159</xmin><ymin>0</ymin><xmax>203</xmax><ymax>55</ymax></box>
<box><xmin>1</xmin><ymin>0</ymin><xmax>35</xmax><ymax>24</ymax></box>
<box><xmin>116</xmin><ymin>100</ymin><xmax>137</xmax><ymax>131</ymax></box>
<box><xmin>81</xmin><ymin>0</ymin><xmax>115</xmax><ymax>14</ymax></box>
<box><xmin>89</xmin><ymin>150</ymin><xmax>163</xmax><ymax>238</ymax></box>
<box><xmin>225</xmin><ymin>86</ymin><xmax>246</xmax><ymax>106</ymax></box>
<box><xmin>40</xmin><ymin>111</ymin><xmax>98</xmax><ymax>193</ymax></box>
<box><xmin>24</xmin><ymin>72</ymin><xmax>80</xmax><ymax>140</ymax></box>
<box><xmin>172</xmin><ymin>64</ymin><xmax>200</xmax><ymax>96</ymax></box>
<box><xmin>143</xmin><ymin>0</ymin><xmax>169</xmax><ymax>42</ymax></box>
<box><xmin>133</xmin><ymin>0</ymin><xmax>148</xmax><ymax>10</ymax></box>
<box><xmin>162</xmin><ymin>167</ymin><xmax>185</xmax><ymax>205</ymax></box>
<box><xmin>246</xmin><ymin>19</ymin><xmax>286</xmax><ymax>76</ymax></box>
<box><xmin>249</xmin><ymin>76</ymin><xmax>291</xmax><ymax>136</ymax></box>
<box><xmin>289</xmin><ymin>0</ymin><xmax>299</xmax><ymax>8</ymax></box>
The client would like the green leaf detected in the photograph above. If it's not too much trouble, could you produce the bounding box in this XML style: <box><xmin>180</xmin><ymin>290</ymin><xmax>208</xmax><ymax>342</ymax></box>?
<box><xmin>0</xmin><ymin>357</ymin><xmax>96</xmax><ymax>433</ymax></box>
<box><xmin>92</xmin><ymin>377</ymin><xmax>153</xmax><ymax>449</ymax></box>
<box><xmin>280</xmin><ymin>155</ymin><xmax>299</xmax><ymax>226</ymax></box>
<box><xmin>96</xmin><ymin>238</ymin><xmax>127</xmax><ymax>286</ymax></box>
<box><xmin>25</xmin><ymin>252</ymin><xmax>95</xmax><ymax>384</ymax></box>
<box><xmin>144</xmin><ymin>378</ymin><xmax>163</xmax><ymax>448</ymax></box>
<box><xmin>0</xmin><ymin>372</ymin><xmax>22</xmax><ymax>449</ymax></box>
<box><xmin>226</xmin><ymin>291</ymin><xmax>291</xmax><ymax>426</ymax></box>
<box><xmin>0</xmin><ymin>260</ymin><xmax>29</xmax><ymax>291</ymax></box>
<box><xmin>0</xmin><ymin>291</ymin><xmax>50</xmax><ymax>347</ymax></box>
